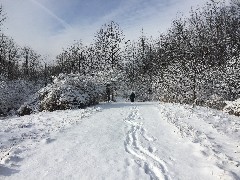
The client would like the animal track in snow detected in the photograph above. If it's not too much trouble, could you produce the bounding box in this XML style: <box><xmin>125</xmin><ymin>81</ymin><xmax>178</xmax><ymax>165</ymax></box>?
<box><xmin>124</xmin><ymin>106</ymin><xmax>170</xmax><ymax>180</ymax></box>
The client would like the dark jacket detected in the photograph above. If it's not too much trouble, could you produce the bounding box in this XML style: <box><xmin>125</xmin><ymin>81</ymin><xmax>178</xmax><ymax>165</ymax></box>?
<box><xmin>130</xmin><ymin>92</ymin><xmax>135</xmax><ymax>102</ymax></box>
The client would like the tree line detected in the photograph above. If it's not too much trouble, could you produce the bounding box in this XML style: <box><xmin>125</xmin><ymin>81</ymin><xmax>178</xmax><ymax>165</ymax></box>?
<box><xmin>0</xmin><ymin>0</ymin><xmax>239</xmax><ymax>104</ymax></box>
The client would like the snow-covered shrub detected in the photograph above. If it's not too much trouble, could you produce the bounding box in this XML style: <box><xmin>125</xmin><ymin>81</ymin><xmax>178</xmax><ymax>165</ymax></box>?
<box><xmin>223</xmin><ymin>98</ymin><xmax>240</xmax><ymax>116</ymax></box>
<box><xmin>0</xmin><ymin>77</ymin><xmax>42</xmax><ymax>116</ymax></box>
<box><xmin>205</xmin><ymin>94</ymin><xmax>227</xmax><ymax>110</ymax></box>
<box><xmin>18</xmin><ymin>73</ymin><xmax>105</xmax><ymax>115</ymax></box>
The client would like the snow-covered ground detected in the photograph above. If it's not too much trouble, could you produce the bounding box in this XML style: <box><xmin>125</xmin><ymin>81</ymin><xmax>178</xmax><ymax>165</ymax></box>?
<box><xmin>0</xmin><ymin>102</ymin><xmax>240</xmax><ymax>179</ymax></box>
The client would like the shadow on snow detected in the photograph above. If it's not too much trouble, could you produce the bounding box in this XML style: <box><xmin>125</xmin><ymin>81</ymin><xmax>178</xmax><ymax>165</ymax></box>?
<box><xmin>0</xmin><ymin>165</ymin><xmax>20</xmax><ymax>176</ymax></box>
<box><xmin>98</xmin><ymin>101</ymin><xmax>156</xmax><ymax>110</ymax></box>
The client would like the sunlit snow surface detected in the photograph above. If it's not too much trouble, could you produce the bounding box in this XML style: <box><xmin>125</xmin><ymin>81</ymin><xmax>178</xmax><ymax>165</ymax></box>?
<box><xmin>0</xmin><ymin>102</ymin><xmax>240</xmax><ymax>179</ymax></box>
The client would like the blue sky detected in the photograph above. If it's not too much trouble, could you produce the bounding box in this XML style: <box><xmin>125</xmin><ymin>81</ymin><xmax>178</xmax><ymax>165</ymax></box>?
<box><xmin>1</xmin><ymin>0</ymin><xmax>209</xmax><ymax>60</ymax></box>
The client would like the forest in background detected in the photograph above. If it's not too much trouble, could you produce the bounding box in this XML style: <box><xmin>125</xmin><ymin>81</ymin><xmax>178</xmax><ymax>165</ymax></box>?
<box><xmin>0</xmin><ymin>0</ymin><xmax>240</xmax><ymax>115</ymax></box>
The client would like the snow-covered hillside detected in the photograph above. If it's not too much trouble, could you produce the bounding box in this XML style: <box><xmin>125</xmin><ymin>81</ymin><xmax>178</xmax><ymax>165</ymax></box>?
<box><xmin>0</xmin><ymin>102</ymin><xmax>240</xmax><ymax>179</ymax></box>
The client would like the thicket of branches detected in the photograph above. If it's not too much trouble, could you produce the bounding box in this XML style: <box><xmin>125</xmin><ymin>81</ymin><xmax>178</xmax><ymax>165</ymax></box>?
<box><xmin>1</xmin><ymin>0</ymin><xmax>240</xmax><ymax>107</ymax></box>
<box><xmin>129</xmin><ymin>0</ymin><xmax>240</xmax><ymax>104</ymax></box>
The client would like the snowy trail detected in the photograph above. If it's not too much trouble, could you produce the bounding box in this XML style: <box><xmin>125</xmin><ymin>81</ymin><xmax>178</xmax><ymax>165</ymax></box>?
<box><xmin>123</xmin><ymin>106</ymin><xmax>170</xmax><ymax>180</ymax></box>
<box><xmin>1</xmin><ymin>102</ymin><xmax>240</xmax><ymax>179</ymax></box>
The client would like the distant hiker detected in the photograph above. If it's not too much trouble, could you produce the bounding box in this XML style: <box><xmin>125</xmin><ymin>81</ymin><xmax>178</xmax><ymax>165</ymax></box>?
<box><xmin>148</xmin><ymin>88</ymin><xmax>152</xmax><ymax>101</ymax></box>
<box><xmin>106</xmin><ymin>84</ymin><xmax>111</xmax><ymax>102</ymax></box>
<box><xmin>130</xmin><ymin>92</ymin><xmax>135</xmax><ymax>102</ymax></box>
<box><xmin>148</xmin><ymin>88</ymin><xmax>152</xmax><ymax>94</ymax></box>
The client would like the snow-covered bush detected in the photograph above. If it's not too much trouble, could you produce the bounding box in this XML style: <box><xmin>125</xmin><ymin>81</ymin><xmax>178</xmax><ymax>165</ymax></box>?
<box><xmin>18</xmin><ymin>73</ymin><xmax>105</xmax><ymax>115</ymax></box>
<box><xmin>0</xmin><ymin>76</ymin><xmax>42</xmax><ymax>116</ymax></box>
<box><xmin>223</xmin><ymin>98</ymin><xmax>240</xmax><ymax>116</ymax></box>
<box><xmin>204</xmin><ymin>94</ymin><xmax>227</xmax><ymax>110</ymax></box>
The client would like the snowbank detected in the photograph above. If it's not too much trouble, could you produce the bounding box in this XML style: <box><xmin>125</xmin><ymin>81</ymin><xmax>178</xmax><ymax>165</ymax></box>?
<box><xmin>204</xmin><ymin>94</ymin><xmax>227</xmax><ymax>110</ymax></box>
<box><xmin>224</xmin><ymin>98</ymin><xmax>240</xmax><ymax>116</ymax></box>
<box><xmin>0</xmin><ymin>78</ymin><xmax>41</xmax><ymax>116</ymax></box>
<box><xmin>18</xmin><ymin>73</ymin><xmax>105</xmax><ymax>115</ymax></box>
<box><xmin>0</xmin><ymin>106</ymin><xmax>102</xmax><ymax>170</ymax></box>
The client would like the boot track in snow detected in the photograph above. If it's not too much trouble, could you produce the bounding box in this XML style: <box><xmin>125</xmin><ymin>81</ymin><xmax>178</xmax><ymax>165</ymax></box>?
<box><xmin>123</xmin><ymin>106</ymin><xmax>171</xmax><ymax>180</ymax></box>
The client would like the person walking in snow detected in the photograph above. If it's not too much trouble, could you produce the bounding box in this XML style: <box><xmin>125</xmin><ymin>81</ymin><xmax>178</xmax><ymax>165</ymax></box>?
<box><xmin>130</xmin><ymin>92</ymin><xmax>135</xmax><ymax>102</ymax></box>
<box><xmin>106</xmin><ymin>84</ymin><xmax>111</xmax><ymax>102</ymax></box>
